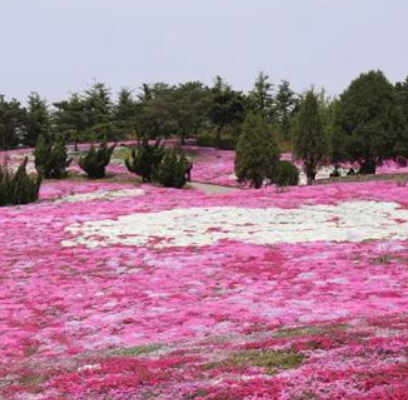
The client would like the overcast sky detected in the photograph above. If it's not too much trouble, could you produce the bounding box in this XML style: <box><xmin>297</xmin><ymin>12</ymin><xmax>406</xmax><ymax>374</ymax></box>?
<box><xmin>0</xmin><ymin>0</ymin><xmax>407</xmax><ymax>102</ymax></box>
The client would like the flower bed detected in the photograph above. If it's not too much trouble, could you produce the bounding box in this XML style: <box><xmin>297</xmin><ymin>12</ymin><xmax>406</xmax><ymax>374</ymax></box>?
<box><xmin>1</xmin><ymin>179</ymin><xmax>408</xmax><ymax>398</ymax></box>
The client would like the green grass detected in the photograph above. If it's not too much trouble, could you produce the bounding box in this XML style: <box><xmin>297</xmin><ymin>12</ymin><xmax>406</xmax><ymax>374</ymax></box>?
<box><xmin>107</xmin><ymin>343</ymin><xmax>163</xmax><ymax>358</ymax></box>
<box><xmin>205</xmin><ymin>349</ymin><xmax>305</xmax><ymax>374</ymax></box>
<box><xmin>273</xmin><ymin>323</ymin><xmax>349</xmax><ymax>339</ymax></box>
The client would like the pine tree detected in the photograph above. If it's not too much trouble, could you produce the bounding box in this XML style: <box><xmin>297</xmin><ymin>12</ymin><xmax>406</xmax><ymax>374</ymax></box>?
<box><xmin>292</xmin><ymin>90</ymin><xmax>327</xmax><ymax>185</ymax></box>
<box><xmin>79</xmin><ymin>142</ymin><xmax>116</xmax><ymax>179</ymax></box>
<box><xmin>235</xmin><ymin>113</ymin><xmax>280</xmax><ymax>189</ymax></box>
<box><xmin>274</xmin><ymin>80</ymin><xmax>297</xmax><ymax>138</ymax></box>
<box><xmin>23</xmin><ymin>92</ymin><xmax>51</xmax><ymax>147</ymax></box>
<box><xmin>249</xmin><ymin>72</ymin><xmax>274</xmax><ymax>121</ymax></box>
<box><xmin>0</xmin><ymin>95</ymin><xmax>26</xmax><ymax>150</ymax></box>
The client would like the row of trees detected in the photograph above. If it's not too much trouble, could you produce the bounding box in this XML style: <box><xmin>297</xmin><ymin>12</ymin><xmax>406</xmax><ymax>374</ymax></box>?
<box><xmin>236</xmin><ymin>70</ymin><xmax>408</xmax><ymax>187</ymax></box>
<box><xmin>0</xmin><ymin>75</ymin><xmax>299</xmax><ymax>151</ymax></box>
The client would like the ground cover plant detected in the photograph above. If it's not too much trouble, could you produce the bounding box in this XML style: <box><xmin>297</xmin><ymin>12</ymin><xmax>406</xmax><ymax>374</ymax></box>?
<box><xmin>1</xmin><ymin>148</ymin><xmax>408</xmax><ymax>399</ymax></box>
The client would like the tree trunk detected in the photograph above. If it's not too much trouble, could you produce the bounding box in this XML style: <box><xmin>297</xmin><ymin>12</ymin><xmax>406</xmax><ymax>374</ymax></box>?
<box><xmin>305</xmin><ymin>164</ymin><xmax>316</xmax><ymax>185</ymax></box>
<box><xmin>216</xmin><ymin>126</ymin><xmax>223</xmax><ymax>149</ymax></box>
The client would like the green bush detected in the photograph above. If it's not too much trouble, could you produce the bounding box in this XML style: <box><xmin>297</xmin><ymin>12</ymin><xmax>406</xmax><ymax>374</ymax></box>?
<box><xmin>196</xmin><ymin>134</ymin><xmax>238</xmax><ymax>150</ymax></box>
<box><xmin>125</xmin><ymin>140</ymin><xmax>165</xmax><ymax>182</ymax></box>
<box><xmin>156</xmin><ymin>149</ymin><xmax>190</xmax><ymax>188</ymax></box>
<box><xmin>0</xmin><ymin>158</ymin><xmax>42</xmax><ymax>206</ymax></box>
<box><xmin>273</xmin><ymin>160</ymin><xmax>299</xmax><ymax>187</ymax></box>
<box><xmin>79</xmin><ymin>142</ymin><xmax>116</xmax><ymax>179</ymax></box>
<box><xmin>34</xmin><ymin>134</ymin><xmax>72</xmax><ymax>179</ymax></box>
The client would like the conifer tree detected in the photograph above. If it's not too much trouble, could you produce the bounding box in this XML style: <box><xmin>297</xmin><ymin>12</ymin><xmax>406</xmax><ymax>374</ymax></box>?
<box><xmin>235</xmin><ymin>113</ymin><xmax>280</xmax><ymax>189</ymax></box>
<box><xmin>292</xmin><ymin>90</ymin><xmax>327</xmax><ymax>185</ymax></box>
<box><xmin>0</xmin><ymin>157</ymin><xmax>42</xmax><ymax>206</ymax></box>
<box><xmin>79</xmin><ymin>142</ymin><xmax>116</xmax><ymax>179</ymax></box>
<box><xmin>332</xmin><ymin>70</ymin><xmax>407</xmax><ymax>174</ymax></box>
<box><xmin>34</xmin><ymin>134</ymin><xmax>72</xmax><ymax>179</ymax></box>
<box><xmin>156</xmin><ymin>148</ymin><xmax>189</xmax><ymax>188</ymax></box>
<box><xmin>125</xmin><ymin>140</ymin><xmax>165</xmax><ymax>182</ymax></box>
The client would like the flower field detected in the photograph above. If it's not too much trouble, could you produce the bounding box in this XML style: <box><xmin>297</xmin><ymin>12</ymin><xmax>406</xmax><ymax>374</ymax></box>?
<box><xmin>2</xmin><ymin>147</ymin><xmax>408</xmax><ymax>399</ymax></box>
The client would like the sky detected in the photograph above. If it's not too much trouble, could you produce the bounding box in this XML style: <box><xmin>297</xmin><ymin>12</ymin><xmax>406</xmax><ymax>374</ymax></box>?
<box><xmin>0</xmin><ymin>0</ymin><xmax>407</xmax><ymax>102</ymax></box>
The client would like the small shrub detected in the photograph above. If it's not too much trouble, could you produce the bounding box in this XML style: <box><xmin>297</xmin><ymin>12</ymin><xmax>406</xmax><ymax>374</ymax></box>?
<box><xmin>0</xmin><ymin>158</ymin><xmax>42</xmax><ymax>207</ymax></box>
<box><xmin>125</xmin><ymin>141</ymin><xmax>164</xmax><ymax>182</ymax></box>
<box><xmin>34</xmin><ymin>134</ymin><xmax>72</xmax><ymax>179</ymax></box>
<box><xmin>156</xmin><ymin>149</ymin><xmax>191</xmax><ymax>189</ymax></box>
<box><xmin>79</xmin><ymin>142</ymin><xmax>116</xmax><ymax>179</ymax></box>
<box><xmin>273</xmin><ymin>160</ymin><xmax>299</xmax><ymax>187</ymax></box>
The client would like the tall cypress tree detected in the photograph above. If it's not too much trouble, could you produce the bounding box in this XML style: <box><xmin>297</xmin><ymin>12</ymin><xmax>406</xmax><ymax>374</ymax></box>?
<box><xmin>235</xmin><ymin>113</ymin><xmax>280</xmax><ymax>189</ymax></box>
<box><xmin>292</xmin><ymin>90</ymin><xmax>327</xmax><ymax>185</ymax></box>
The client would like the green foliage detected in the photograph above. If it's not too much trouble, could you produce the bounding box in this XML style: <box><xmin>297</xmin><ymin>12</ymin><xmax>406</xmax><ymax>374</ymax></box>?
<box><xmin>235</xmin><ymin>113</ymin><xmax>280</xmax><ymax>189</ymax></box>
<box><xmin>0</xmin><ymin>157</ymin><xmax>42</xmax><ymax>207</ymax></box>
<box><xmin>34</xmin><ymin>134</ymin><xmax>72</xmax><ymax>179</ymax></box>
<box><xmin>0</xmin><ymin>95</ymin><xmax>26</xmax><ymax>150</ymax></box>
<box><xmin>83</xmin><ymin>82</ymin><xmax>113</xmax><ymax>127</ymax></box>
<box><xmin>114</xmin><ymin>88</ymin><xmax>137</xmax><ymax>137</ymax></box>
<box><xmin>395</xmin><ymin>77</ymin><xmax>408</xmax><ymax>124</ymax></box>
<box><xmin>53</xmin><ymin>93</ymin><xmax>89</xmax><ymax>149</ymax></box>
<box><xmin>156</xmin><ymin>148</ymin><xmax>190</xmax><ymax>188</ymax></box>
<box><xmin>292</xmin><ymin>90</ymin><xmax>328</xmax><ymax>184</ymax></box>
<box><xmin>274</xmin><ymin>80</ymin><xmax>298</xmax><ymax>138</ymax></box>
<box><xmin>23</xmin><ymin>92</ymin><xmax>51</xmax><ymax>147</ymax></box>
<box><xmin>125</xmin><ymin>140</ymin><xmax>165</xmax><ymax>182</ymax></box>
<box><xmin>79</xmin><ymin>142</ymin><xmax>116</xmax><ymax>179</ymax></box>
<box><xmin>273</xmin><ymin>160</ymin><xmax>299</xmax><ymax>187</ymax></box>
<box><xmin>332</xmin><ymin>70</ymin><xmax>407</xmax><ymax>174</ymax></box>
<box><xmin>196</xmin><ymin>133</ymin><xmax>238</xmax><ymax>150</ymax></box>
<box><xmin>249</xmin><ymin>72</ymin><xmax>274</xmax><ymax>121</ymax></box>
<box><xmin>209</xmin><ymin>76</ymin><xmax>247</xmax><ymax>148</ymax></box>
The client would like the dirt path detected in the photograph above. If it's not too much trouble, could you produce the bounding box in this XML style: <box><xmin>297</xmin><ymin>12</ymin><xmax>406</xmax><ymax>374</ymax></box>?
<box><xmin>189</xmin><ymin>182</ymin><xmax>239</xmax><ymax>194</ymax></box>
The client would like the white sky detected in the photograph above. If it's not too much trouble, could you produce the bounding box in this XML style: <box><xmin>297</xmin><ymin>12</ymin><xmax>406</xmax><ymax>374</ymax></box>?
<box><xmin>0</xmin><ymin>0</ymin><xmax>407</xmax><ymax>102</ymax></box>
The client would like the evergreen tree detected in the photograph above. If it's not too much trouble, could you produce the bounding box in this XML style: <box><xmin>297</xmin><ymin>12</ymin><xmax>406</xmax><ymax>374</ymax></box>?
<box><xmin>249</xmin><ymin>72</ymin><xmax>274</xmax><ymax>120</ymax></box>
<box><xmin>0</xmin><ymin>157</ymin><xmax>42</xmax><ymax>206</ymax></box>
<box><xmin>235</xmin><ymin>113</ymin><xmax>280</xmax><ymax>189</ymax></box>
<box><xmin>0</xmin><ymin>95</ymin><xmax>26</xmax><ymax>150</ymax></box>
<box><xmin>34</xmin><ymin>134</ymin><xmax>72</xmax><ymax>179</ymax></box>
<box><xmin>209</xmin><ymin>76</ymin><xmax>247</xmax><ymax>148</ymax></box>
<box><xmin>156</xmin><ymin>148</ymin><xmax>189</xmax><ymax>188</ymax></box>
<box><xmin>79</xmin><ymin>142</ymin><xmax>116</xmax><ymax>179</ymax></box>
<box><xmin>84</xmin><ymin>82</ymin><xmax>113</xmax><ymax>127</ymax></box>
<box><xmin>292</xmin><ymin>90</ymin><xmax>327</xmax><ymax>185</ymax></box>
<box><xmin>53</xmin><ymin>93</ymin><xmax>89</xmax><ymax>150</ymax></box>
<box><xmin>24</xmin><ymin>92</ymin><xmax>51</xmax><ymax>147</ymax></box>
<box><xmin>332</xmin><ymin>70</ymin><xmax>407</xmax><ymax>174</ymax></box>
<box><xmin>125</xmin><ymin>140</ymin><xmax>165</xmax><ymax>182</ymax></box>
<box><xmin>395</xmin><ymin>77</ymin><xmax>408</xmax><ymax>124</ymax></box>
<box><xmin>274</xmin><ymin>80</ymin><xmax>297</xmax><ymax>138</ymax></box>
<box><xmin>115</xmin><ymin>88</ymin><xmax>137</xmax><ymax>136</ymax></box>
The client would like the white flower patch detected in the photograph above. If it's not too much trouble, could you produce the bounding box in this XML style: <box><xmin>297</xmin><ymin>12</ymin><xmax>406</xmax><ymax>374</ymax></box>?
<box><xmin>56</xmin><ymin>188</ymin><xmax>144</xmax><ymax>203</ymax></box>
<box><xmin>62</xmin><ymin>201</ymin><xmax>408</xmax><ymax>249</ymax></box>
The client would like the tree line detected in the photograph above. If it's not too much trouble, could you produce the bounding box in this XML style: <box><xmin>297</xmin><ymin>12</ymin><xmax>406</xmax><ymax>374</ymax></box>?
<box><xmin>1</xmin><ymin>70</ymin><xmax>408</xmax><ymax>188</ymax></box>
<box><xmin>0</xmin><ymin>74</ymin><xmax>298</xmax><ymax>151</ymax></box>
